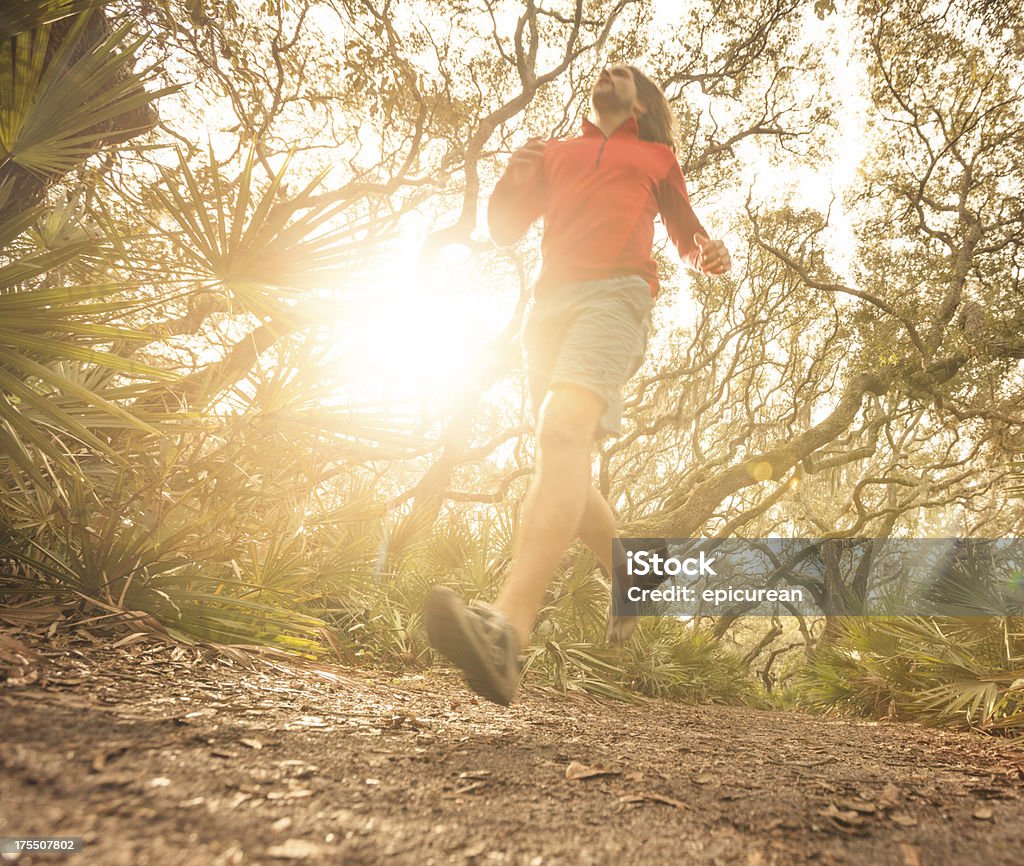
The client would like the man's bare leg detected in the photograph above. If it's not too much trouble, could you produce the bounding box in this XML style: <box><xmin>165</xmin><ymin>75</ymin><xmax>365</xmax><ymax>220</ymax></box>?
<box><xmin>576</xmin><ymin>484</ymin><xmax>637</xmax><ymax>643</ymax></box>
<box><xmin>577</xmin><ymin>485</ymin><xmax>616</xmax><ymax>575</ymax></box>
<box><xmin>495</xmin><ymin>384</ymin><xmax>604</xmax><ymax>646</ymax></box>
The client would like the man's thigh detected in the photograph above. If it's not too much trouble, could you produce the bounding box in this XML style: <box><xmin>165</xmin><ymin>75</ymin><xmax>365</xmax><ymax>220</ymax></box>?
<box><xmin>522</xmin><ymin>275</ymin><xmax>653</xmax><ymax>437</ymax></box>
<box><xmin>536</xmin><ymin>382</ymin><xmax>606</xmax><ymax>441</ymax></box>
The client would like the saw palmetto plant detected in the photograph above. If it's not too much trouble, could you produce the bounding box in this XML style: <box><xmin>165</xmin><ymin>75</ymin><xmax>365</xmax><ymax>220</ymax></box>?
<box><xmin>800</xmin><ymin>616</ymin><xmax>1024</xmax><ymax>734</ymax></box>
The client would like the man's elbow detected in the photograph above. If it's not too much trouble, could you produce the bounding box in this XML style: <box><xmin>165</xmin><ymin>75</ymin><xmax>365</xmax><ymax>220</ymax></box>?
<box><xmin>488</xmin><ymin>214</ymin><xmax>522</xmax><ymax>247</ymax></box>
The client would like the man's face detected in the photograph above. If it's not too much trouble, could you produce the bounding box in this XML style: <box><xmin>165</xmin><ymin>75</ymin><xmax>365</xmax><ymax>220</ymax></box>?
<box><xmin>591</xmin><ymin>65</ymin><xmax>641</xmax><ymax>115</ymax></box>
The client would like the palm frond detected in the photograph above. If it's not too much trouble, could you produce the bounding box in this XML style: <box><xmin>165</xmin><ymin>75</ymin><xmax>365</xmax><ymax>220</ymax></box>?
<box><xmin>151</xmin><ymin>146</ymin><xmax>378</xmax><ymax>319</ymax></box>
<box><xmin>0</xmin><ymin>12</ymin><xmax>175</xmax><ymax>176</ymax></box>
<box><xmin>0</xmin><ymin>228</ymin><xmax>180</xmax><ymax>478</ymax></box>
<box><xmin>800</xmin><ymin>616</ymin><xmax>1024</xmax><ymax>733</ymax></box>
<box><xmin>0</xmin><ymin>0</ymin><xmax>108</xmax><ymax>41</ymax></box>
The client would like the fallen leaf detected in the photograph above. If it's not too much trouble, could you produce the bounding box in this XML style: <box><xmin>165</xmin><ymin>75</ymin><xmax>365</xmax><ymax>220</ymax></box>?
<box><xmin>837</xmin><ymin>799</ymin><xmax>877</xmax><ymax>814</ymax></box>
<box><xmin>266</xmin><ymin>839</ymin><xmax>324</xmax><ymax>860</ymax></box>
<box><xmin>90</xmin><ymin>744</ymin><xmax>129</xmax><ymax>772</ymax></box>
<box><xmin>818</xmin><ymin>804</ymin><xmax>865</xmax><ymax>826</ymax></box>
<box><xmin>442</xmin><ymin>781</ymin><xmax>487</xmax><ymax>798</ymax></box>
<box><xmin>618</xmin><ymin>792</ymin><xmax>688</xmax><ymax>810</ymax></box>
<box><xmin>288</xmin><ymin>715</ymin><xmax>329</xmax><ymax>729</ymax></box>
<box><xmin>461</xmin><ymin>842</ymin><xmax>487</xmax><ymax>859</ymax></box>
<box><xmin>565</xmin><ymin>761</ymin><xmax>620</xmax><ymax>781</ymax></box>
<box><xmin>121</xmin><ymin>609</ymin><xmax>164</xmax><ymax>632</ymax></box>
<box><xmin>215</xmin><ymin>645</ymin><xmax>256</xmax><ymax>668</ymax></box>
<box><xmin>387</xmin><ymin>712</ymin><xmax>427</xmax><ymax>730</ymax></box>
<box><xmin>973</xmin><ymin>806</ymin><xmax>993</xmax><ymax>821</ymax></box>
<box><xmin>110</xmin><ymin>632</ymin><xmax>150</xmax><ymax>650</ymax></box>
<box><xmin>879</xmin><ymin>783</ymin><xmax>901</xmax><ymax>807</ymax></box>
<box><xmin>890</xmin><ymin>812</ymin><xmax>918</xmax><ymax>827</ymax></box>
<box><xmin>900</xmin><ymin>843</ymin><xmax>922</xmax><ymax>866</ymax></box>
<box><xmin>285</xmin><ymin>789</ymin><xmax>313</xmax><ymax>800</ymax></box>
<box><xmin>240</xmin><ymin>738</ymin><xmax>263</xmax><ymax>750</ymax></box>
<box><xmin>966</xmin><ymin>784</ymin><xmax>1009</xmax><ymax>798</ymax></box>
<box><xmin>694</xmin><ymin>773</ymin><xmax>715</xmax><ymax>785</ymax></box>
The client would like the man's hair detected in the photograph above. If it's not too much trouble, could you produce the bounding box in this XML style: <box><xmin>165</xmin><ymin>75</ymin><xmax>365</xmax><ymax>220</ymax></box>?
<box><xmin>626</xmin><ymin>65</ymin><xmax>677</xmax><ymax>152</ymax></box>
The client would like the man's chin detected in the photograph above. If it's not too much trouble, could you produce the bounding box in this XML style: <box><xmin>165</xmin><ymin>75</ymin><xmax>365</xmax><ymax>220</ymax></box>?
<box><xmin>591</xmin><ymin>93</ymin><xmax>625</xmax><ymax>113</ymax></box>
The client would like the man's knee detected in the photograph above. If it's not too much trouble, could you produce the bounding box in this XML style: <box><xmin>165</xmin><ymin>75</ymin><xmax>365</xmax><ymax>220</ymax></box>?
<box><xmin>537</xmin><ymin>384</ymin><xmax>604</xmax><ymax>453</ymax></box>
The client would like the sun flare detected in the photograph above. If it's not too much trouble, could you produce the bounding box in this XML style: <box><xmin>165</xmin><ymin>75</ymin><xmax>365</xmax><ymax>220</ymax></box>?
<box><xmin>332</xmin><ymin>233</ymin><xmax>515</xmax><ymax>413</ymax></box>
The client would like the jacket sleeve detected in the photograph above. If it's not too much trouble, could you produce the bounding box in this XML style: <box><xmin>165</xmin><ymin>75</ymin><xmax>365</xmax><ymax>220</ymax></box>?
<box><xmin>487</xmin><ymin>161</ymin><xmax>545</xmax><ymax>246</ymax></box>
<box><xmin>655</xmin><ymin>159</ymin><xmax>708</xmax><ymax>272</ymax></box>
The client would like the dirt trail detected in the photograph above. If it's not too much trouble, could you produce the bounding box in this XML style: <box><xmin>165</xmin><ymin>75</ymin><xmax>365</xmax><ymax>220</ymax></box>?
<box><xmin>1</xmin><ymin>626</ymin><xmax>1022</xmax><ymax>866</ymax></box>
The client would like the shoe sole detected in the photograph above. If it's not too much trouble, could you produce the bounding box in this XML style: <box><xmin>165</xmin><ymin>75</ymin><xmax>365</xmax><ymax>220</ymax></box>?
<box><xmin>423</xmin><ymin>587</ymin><xmax>516</xmax><ymax>706</ymax></box>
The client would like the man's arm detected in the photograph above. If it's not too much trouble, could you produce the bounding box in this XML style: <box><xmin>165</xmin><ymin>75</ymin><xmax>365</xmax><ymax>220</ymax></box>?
<box><xmin>656</xmin><ymin>160</ymin><xmax>730</xmax><ymax>275</ymax></box>
<box><xmin>487</xmin><ymin>139</ymin><xmax>546</xmax><ymax>246</ymax></box>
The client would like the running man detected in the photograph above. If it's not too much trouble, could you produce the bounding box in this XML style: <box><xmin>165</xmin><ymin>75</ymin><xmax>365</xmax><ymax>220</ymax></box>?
<box><xmin>424</xmin><ymin>64</ymin><xmax>731</xmax><ymax>705</ymax></box>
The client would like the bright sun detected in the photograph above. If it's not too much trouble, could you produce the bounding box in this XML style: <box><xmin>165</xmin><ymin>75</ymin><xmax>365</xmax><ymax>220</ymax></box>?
<box><xmin>331</xmin><ymin>229</ymin><xmax>516</xmax><ymax>415</ymax></box>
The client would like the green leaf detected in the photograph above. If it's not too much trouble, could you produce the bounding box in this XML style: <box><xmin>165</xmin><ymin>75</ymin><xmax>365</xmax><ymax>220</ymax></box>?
<box><xmin>0</xmin><ymin>11</ymin><xmax>176</xmax><ymax>176</ymax></box>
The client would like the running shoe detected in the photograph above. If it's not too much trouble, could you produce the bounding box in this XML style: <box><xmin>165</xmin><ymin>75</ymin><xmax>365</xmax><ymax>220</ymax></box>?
<box><xmin>423</xmin><ymin>587</ymin><xmax>524</xmax><ymax>706</ymax></box>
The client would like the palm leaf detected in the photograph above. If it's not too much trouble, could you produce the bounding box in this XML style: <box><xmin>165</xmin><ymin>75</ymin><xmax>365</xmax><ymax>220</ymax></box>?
<box><xmin>151</xmin><ymin>146</ymin><xmax>379</xmax><ymax>318</ymax></box>
<box><xmin>0</xmin><ymin>0</ymin><xmax>108</xmax><ymax>41</ymax></box>
<box><xmin>0</xmin><ymin>200</ymin><xmax>185</xmax><ymax>480</ymax></box>
<box><xmin>0</xmin><ymin>11</ymin><xmax>176</xmax><ymax>176</ymax></box>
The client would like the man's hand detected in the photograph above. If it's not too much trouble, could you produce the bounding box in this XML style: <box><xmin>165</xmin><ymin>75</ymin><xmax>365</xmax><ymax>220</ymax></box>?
<box><xmin>504</xmin><ymin>137</ymin><xmax>546</xmax><ymax>186</ymax></box>
<box><xmin>693</xmin><ymin>232</ymin><xmax>731</xmax><ymax>275</ymax></box>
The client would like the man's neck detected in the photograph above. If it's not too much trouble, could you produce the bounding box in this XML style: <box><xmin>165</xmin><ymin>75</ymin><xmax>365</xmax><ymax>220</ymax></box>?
<box><xmin>591</xmin><ymin>109</ymin><xmax>634</xmax><ymax>139</ymax></box>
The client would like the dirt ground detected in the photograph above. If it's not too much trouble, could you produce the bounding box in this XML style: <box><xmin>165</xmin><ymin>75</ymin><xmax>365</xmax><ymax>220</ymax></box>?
<box><xmin>1</xmin><ymin>623</ymin><xmax>1023</xmax><ymax>866</ymax></box>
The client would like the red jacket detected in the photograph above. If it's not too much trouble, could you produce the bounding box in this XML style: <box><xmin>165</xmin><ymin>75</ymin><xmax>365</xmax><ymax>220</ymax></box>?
<box><xmin>487</xmin><ymin>115</ymin><xmax>707</xmax><ymax>295</ymax></box>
